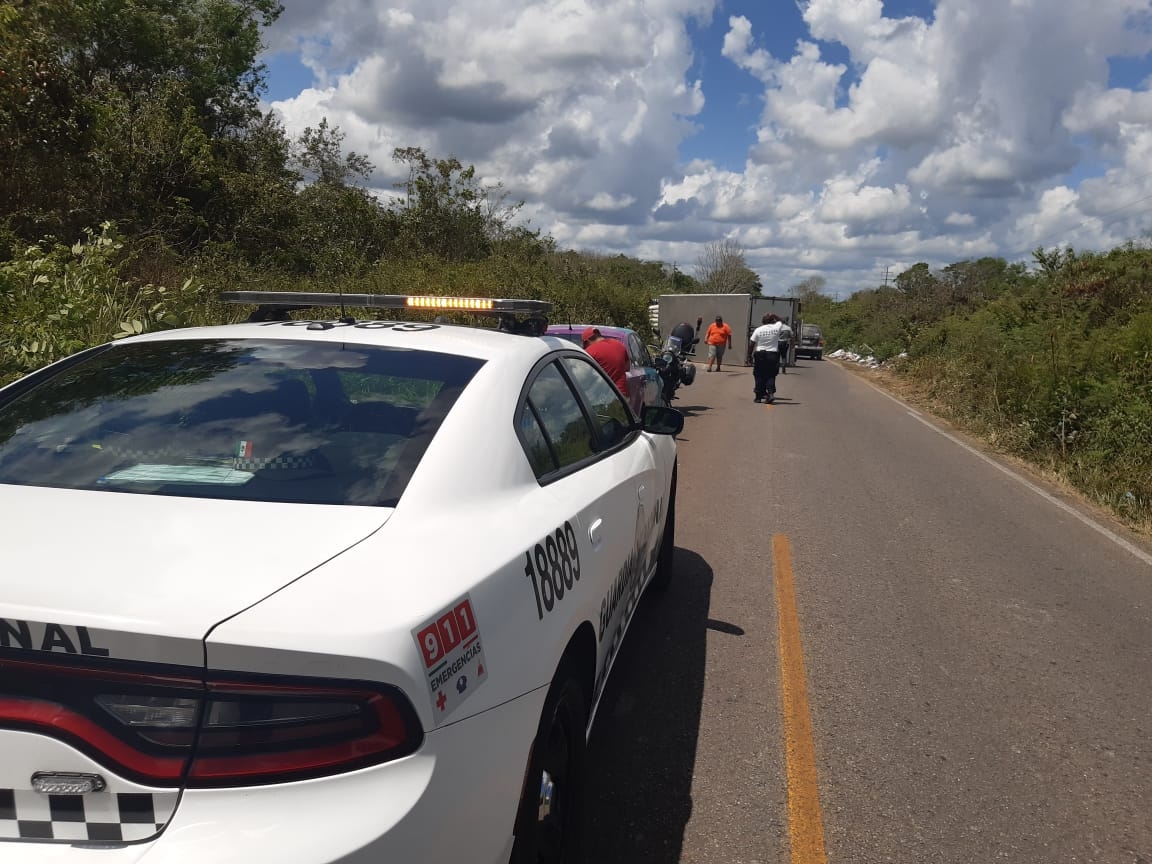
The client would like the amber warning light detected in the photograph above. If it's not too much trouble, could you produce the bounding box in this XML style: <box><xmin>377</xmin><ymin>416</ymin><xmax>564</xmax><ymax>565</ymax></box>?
<box><xmin>220</xmin><ymin>291</ymin><xmax>550</xmax><ymax>315</ymax></box>
<box><xmin>406</xmin><ymin>296</ymin><xmax>494</xmax><ymax>311</ymax></box>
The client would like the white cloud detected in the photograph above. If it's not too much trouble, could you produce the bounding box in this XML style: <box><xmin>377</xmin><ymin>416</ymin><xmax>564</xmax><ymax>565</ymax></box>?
<box><xmin>261</xmin><ymin>0</ymin><xmax>1152</xmax><ymax>299</ymax></box>
<box><xmin>721</xmin><ymin>15</ymin><xmax>775</xmax><ymax>77</ymax></box>
<box><xmin>1064</xmin><ymin>85</ymin><xmax>1152</xmax><ymax>140</ymax></box>
<box><xmin>817</xmin><ymin>178</ymin><xmax>912</xmax><ymax>225</ymax></box>
<box><xmin>268</xmin><ymin>0</ymin><xmax>711</xmax><ymax>230</ymax></box>
<box><xmin>587</xmin><ymin>192</ymin><xmax>638</xmax><ymax>211</ymax></box>
<box><xmin>1008</xmin><ymin>186</ymin><xmax>1094</xmax><ymax>253</ymax></box>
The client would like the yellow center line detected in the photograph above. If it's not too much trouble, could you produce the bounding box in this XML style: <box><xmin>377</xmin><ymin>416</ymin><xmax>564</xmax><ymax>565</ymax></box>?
<box><xmin>773</xmin><ymin>533</ymin><xmax>829</xmax><ymax>864</ymax></box>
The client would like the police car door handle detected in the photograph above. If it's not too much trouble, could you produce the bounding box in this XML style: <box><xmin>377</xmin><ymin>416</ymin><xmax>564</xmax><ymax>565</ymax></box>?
<box><xmin>637</xmin><ymin>484</ymin><xmax>645</xmax><ymax>500</ymax></box>
<box><xmin>588</xmin><ymin>518</ymin><xmax>604</xmax><ymax>551</ymax></box>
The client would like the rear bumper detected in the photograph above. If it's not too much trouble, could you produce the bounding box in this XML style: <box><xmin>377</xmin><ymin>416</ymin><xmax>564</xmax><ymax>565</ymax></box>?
<box><xmin>2</xmin><ymin>686</ymin><xmax>546</xmax><ymax>864</ymax></box>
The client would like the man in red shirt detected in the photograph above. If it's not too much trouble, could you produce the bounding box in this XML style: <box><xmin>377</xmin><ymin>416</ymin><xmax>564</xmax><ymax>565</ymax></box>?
<box><xmin>582</xmin><ymin>327</ymin><xmax>630</xmax><ymax>395</ymax></box>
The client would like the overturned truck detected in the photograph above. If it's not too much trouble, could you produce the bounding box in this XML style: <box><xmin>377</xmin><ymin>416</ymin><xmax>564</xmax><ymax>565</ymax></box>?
<box><xmin>654</xmin><ymin>293</ymin><xmax>803</xmax><ymax>366</ymax></box>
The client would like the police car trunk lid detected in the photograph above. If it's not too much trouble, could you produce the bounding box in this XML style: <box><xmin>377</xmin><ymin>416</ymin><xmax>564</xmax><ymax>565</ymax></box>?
<box><xmin>0</xmin><ymin>485</ymin><xmax>390</xmax><ymax>845</ymax></box>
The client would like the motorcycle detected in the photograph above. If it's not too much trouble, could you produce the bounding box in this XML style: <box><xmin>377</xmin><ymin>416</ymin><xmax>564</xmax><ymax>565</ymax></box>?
<box><xmin>653</xmin><ymin>318</ymin><xmax>701</xmax><ymax>405</ymax></box>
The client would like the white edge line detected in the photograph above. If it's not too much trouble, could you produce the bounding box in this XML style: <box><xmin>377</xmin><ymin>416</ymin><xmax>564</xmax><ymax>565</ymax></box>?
<box><xmin>834</xmin><ymin>360</ymin><xmax>1152</xmax><ymax>568</ymax></box>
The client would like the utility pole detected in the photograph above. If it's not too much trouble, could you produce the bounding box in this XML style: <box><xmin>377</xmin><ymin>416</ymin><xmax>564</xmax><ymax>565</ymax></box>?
<box><xmin>882</xmin><ymin>265</ymin><xmax>891</xmax><ymax>287</ymax></box>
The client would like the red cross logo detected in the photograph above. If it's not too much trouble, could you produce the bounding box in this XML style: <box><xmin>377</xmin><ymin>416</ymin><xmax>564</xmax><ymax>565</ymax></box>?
<box><xmin>436</xmin><ymin>691</ymin><xmax>447</xmax><ymax>711</ymax></box>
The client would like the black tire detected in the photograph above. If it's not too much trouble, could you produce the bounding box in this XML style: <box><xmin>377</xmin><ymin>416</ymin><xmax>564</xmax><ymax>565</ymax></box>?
<box><xmin>510</xmin><ymin>674</ymin><xmax>587</xmax><ymax>864</ymax></box>
<box><xmin>649</xmin><ymin>464</ymin><xmax>677</xmax><ymax>591</ymax></box>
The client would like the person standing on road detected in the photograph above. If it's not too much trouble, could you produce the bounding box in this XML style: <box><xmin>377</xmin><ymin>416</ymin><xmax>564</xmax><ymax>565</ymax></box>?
<box><xmin>583</xmin><ymin>327</ymin><xmax>630</xmax><ymax>395</ymax></box>
<box><xmin>778</xmin><ymin>318</ymin><xmax>794</xmax><ymax>374</ymax></box>
<box><xmin>747</xmin><ymin>313</ymin><xmax>787</xmax><ymax>403</ymax></box>
<box><xmin>704</xmin><ymin>315</ymin><xmax>733</xmax><ymax>372</ymax></box>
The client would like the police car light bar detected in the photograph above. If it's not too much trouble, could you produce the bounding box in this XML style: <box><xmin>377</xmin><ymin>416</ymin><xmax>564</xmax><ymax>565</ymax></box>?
<box><xmin>220</xmin><ymin>291</ymin><xmax>552</xmax><ymax>315</ymax></box>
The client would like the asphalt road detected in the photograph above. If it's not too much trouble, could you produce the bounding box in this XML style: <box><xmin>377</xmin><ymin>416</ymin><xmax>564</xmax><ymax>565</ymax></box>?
<box><xmin>581</xmin><ymin>356</ymin><xmax>1152</xmax><ymax>864</ymax></box>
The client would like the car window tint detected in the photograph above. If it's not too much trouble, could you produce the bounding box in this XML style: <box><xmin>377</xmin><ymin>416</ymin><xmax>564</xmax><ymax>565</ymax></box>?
<box><xmin>0</xmin><ymin>339</ymin><xmax>484</xmax><ymax>506</ymax></box>
<box><xmin>526</xmin><ymin>362</ymin><xmax>596</xmax><ymax>470</ymax></box>
<box><xmin>518</xmin><ymin>402</ymin><xmax>556</xmax><ymax>477</ymax></box>
<box><xmin>559</xmin><ymin>357</ymin><xmax>633</xmax><ymax>450</ymax></box>
<box><xmin>634</xmin><ymin>335</ymin><xmax>653</xmax><ymax>367</ymax></box>
<box><xmin>626</xmin><ymin>334</ymin><xmax>641</xmax><ymax>366</ymax></box>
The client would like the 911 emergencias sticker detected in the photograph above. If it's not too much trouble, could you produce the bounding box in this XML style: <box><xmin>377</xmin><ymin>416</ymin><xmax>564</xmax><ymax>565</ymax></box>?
<box><xmin>412</xmin><ymin>594</ymin><xmax>489</xmax><ymax>725</ymax></box>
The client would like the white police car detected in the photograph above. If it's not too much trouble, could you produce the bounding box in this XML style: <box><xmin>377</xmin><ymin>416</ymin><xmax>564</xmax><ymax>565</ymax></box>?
<box><xmin>0</xmin><ymin>291</ymin><xmax>682</xmax><ymax>863</ymax></box>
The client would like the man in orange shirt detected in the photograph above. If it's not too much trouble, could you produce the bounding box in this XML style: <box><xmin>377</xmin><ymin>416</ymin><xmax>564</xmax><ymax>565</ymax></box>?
<box><xmin>704</xmin><ymin>315</ymin><xmax>733</xmax><ymax>372</ymax></box>
<box><xmin>583</xmin><ymin>327</ymin><xmax>630</xmax><ymax>395</ymax></box>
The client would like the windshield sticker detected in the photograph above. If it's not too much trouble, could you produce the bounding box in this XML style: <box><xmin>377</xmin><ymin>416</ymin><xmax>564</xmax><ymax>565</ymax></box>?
<box><xmin>98</xmin><ymin>464</ymin><xmax>255</xmax><ymax>486</ymax></box>
<box><xmin>412</xmin><ymin>595</ymin><xmax>488</xmax><ymax>726</ymax></box>
<box><xmin>0</xmin><ymin>618</ymin><xmax>110</xmax><ymax>657</ymax></box>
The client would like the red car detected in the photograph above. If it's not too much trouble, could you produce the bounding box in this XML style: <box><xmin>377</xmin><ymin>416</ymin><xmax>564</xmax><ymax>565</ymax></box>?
<box><xmin>544</xmin><ymin>324</ymin><xmax>663</xmax><ymax>415</ymax></box>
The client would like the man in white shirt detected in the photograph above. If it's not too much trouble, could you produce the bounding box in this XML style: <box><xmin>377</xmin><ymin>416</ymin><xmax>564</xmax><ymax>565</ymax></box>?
<box><xmin>747</xmin><ymin>312</ymin><xmax>787</xmax><ymax>403</ymax></box>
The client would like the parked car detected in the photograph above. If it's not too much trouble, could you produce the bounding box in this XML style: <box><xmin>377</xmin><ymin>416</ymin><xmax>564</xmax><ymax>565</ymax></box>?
<box><xmin>796</xmin><ymin>323</ymin><xmax>825</xmax><ymax>360</ymax></box>
<box><xmin>0</xmin><ymin>291</ymin><xmax>683</xmax><ymax>863</ymax></box>
<box><xmin>545</xmin><ymin>324</ymin><xmax>663</xmax><ymax>414</ymax></box>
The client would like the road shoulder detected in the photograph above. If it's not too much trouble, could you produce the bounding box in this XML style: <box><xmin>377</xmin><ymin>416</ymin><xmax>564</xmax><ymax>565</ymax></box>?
<box><xmin>829</xmin><ymin>356</ymin><xmax>1152</xmax><ymax>550</ymax></box>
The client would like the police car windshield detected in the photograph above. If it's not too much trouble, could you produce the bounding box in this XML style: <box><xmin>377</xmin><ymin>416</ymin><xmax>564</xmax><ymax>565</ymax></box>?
<box><xmin>0</xmin><ymin>339</ymin><xmax>485</xmax><ymax>506</ymax></box>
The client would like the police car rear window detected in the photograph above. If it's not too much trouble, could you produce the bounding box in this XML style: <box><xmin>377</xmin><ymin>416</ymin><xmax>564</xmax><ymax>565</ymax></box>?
<box><xmin>0</xmin><ymin>339</ymin><xmax>484</xmax><ymax>506</ymax></box>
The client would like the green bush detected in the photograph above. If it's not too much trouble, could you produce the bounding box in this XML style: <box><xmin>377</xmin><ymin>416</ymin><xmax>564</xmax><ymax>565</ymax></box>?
<box><xmin>0</xmin><ymin>223</ymin><xmax>201</xmax><ymax>383</ymax></box>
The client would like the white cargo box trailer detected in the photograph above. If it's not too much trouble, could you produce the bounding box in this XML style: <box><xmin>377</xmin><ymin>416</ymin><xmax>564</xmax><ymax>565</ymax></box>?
<box><xmin>655</xmin><ymin>293</ymin><xmax>802</xmax><ymax>365</ymax></box>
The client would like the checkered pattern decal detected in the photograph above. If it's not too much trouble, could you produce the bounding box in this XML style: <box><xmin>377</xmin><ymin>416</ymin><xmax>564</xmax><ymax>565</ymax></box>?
<box><xmin>233</xmin><ymin>453</ymin><xmax>320</xmax><ymax>471</ymax></box>
<box><xmin>0</xmin><ymin>788</ymin><xmax>176</xmax><ymax>842</ymax></box>
<box><xmin>102</xmin><ymin>446</ymin><xmax>320</xmax><ymax>472</ymax></box>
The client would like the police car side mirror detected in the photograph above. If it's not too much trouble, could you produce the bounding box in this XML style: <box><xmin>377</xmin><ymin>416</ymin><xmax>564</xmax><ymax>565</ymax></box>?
<box><xmin>640</xmin><ymin>405</ymin><xmax>684</xmax><ymax>436</ymax></box>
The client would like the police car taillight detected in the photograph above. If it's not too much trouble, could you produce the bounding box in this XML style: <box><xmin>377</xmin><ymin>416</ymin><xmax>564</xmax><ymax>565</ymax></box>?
<box><xmin>0</xmin><ymin>656</ymin><xmax>423</xmax><ymax>787</ymax></box>
<box><xmin>184</xmin><ymin>678</ymin><xmax>422</xmax><ymax>786</ymax></box>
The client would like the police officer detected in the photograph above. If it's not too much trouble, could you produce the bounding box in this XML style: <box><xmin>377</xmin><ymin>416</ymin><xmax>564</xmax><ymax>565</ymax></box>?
<box><xmin>747</xmin><ymin>313</ymin><xmax>787</xmax><ymax>403</ymax></box>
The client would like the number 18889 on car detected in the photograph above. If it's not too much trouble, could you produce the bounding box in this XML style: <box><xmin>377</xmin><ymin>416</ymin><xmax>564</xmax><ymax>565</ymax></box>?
<box><xmin>524</xmin><ymin>521</ymin><xmax>581</xmax><ymax>620</ymax></box>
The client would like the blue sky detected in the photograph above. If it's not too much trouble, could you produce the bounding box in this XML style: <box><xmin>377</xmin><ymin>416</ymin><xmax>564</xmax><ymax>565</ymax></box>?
<box><xmin>680</xmin><ymin>3</ymin><xmax>764</xmax><ymax>169</ymax></box>
<box><xmin>681</xmin><ymin>0</ymin><xmax>876</xmax><ymax>168</ymax></box>
<box><xmin>262</xmin><ymin>53</ymin><xmax>313</xmax><ymax>103</ymax></box>
<box><xmin>258</xmin><ymin>0</ymin><xmax>1152</xmax><ymax>298</ymax></box>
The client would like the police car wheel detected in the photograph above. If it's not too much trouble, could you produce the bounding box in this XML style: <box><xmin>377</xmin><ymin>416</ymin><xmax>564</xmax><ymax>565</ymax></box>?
<box><xmin>511</xmin><ymin>674</ymin><xmax>587</xmax><ymax>864</ymax></box>
<box><xmin>649</xmin><ymin>464</ymin><xmax>677</xmax><ymax>591</ymax></box>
